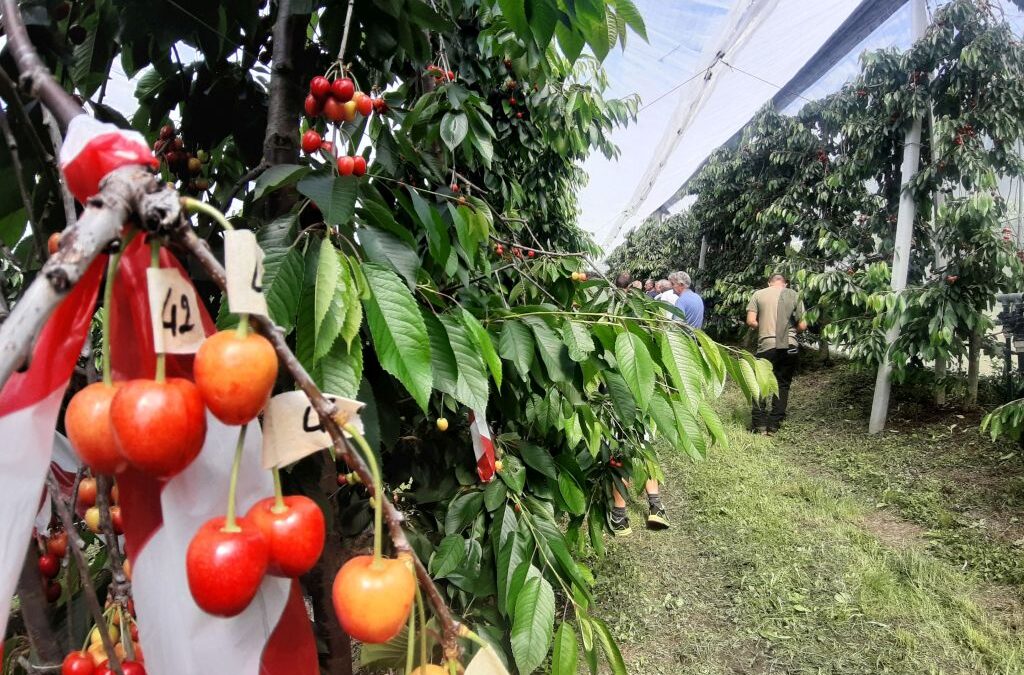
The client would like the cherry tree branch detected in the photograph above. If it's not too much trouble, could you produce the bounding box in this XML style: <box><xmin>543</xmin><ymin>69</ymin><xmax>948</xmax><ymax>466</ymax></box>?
<box><xmin>0</xmin><ymin>0</ymin><xmax>81</xmax><ymax>132</ymax></box>
<box><xmin>174</xmin><ymin>225</ymin><xmax>464</xmax><ymax>655</ymax></box>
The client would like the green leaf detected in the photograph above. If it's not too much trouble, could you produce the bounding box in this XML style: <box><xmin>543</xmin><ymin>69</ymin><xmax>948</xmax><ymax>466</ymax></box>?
<box><xmin>499</xmin><ymin>321</ymin><xmax>535</xmax><ymax>380</ymax></box>
<box><xmin>528</xmin><ymin>0</ymin><xmax>559</xmax><ymax>49</ymax></box>
<box><xmin>483</xmin><ymin>478</ymin><xmax>508</xmax><ymax>512</ymax></box>
<box><xmin>297</xmin><ymin>174</ymin><xmax>358</xmax><ymax>225</ymax></box>
<box><xmin>699</xmin><ymin>399</ymin><xmax>727</xmax><ymax>447</ymax></box>
<box><xmin>511</xmin><ymin>576</ymin><xmax>556</xmax><ymax>674</ymax></box>
<box><xmin>558</xmin><ymin>473</ymin><xmax>586</xmax><ymax>515</ymax></box>
<box><xmin>441</xmin><ymin>313</ymin><xmax>490</xmax><ymax>412</ymax></box>
<box><xmin>361</xmin><ymin>263</ymin><xmax>433</xmax><ymax>411</ymax></box>
<box><xmin>314</xmin><ymin>238</ymin><xmax>343</xmax><ymax>361</ymax></box>
<box><xmin>445</xmin><ymin>491</ymin><xmax>485</xmax><ymax>535</ymax></box>
<box><xmin>424</xmin><ymin>311</ymin><xmax>459</xmax><ymax>398</ymax></box>
<box><xmin>590</xmin><ymin>616</ymin><xmax>627</xmax><ymax>675</ymax></box>
<box><xmin>431</xmin><ymin>534</ymin><xmax>467</xmax><ymax>578</ymax></box>
<box><xmin>615</xmin><ymin>332</ymin><xmax>655</xmax><ymax>413</ymax></box>
<box><xmin>659</xmin><ymin>330</ymin><xmax>704</xmax><ymax>410</ymax></box>
<box><xmin>259</xmin><ymin>215</ymin><xmax>303</xmax><ymax>334</ymax></box>
<box><xmin>316</xmin><ymin>339</ymin><xmax>363</xmax><ymax>399</ymax></box>
<box><xmin>519</xmin><ymin>443</ymin><xmax>558</xmax><ymax>479</ymax></box>
<box><xmin>612</xmin><ymin>0</ymin><xmax>647</xmax><ymax>40</ymax></box>
<box><xmin>462</xmin><ymin>309</ymin><xmax>502</xmax><ymax>388</ymax></box>
<box><xmin>254</xmin><ymin>164</ymin><xmax>310</xmax><ymax>201</ymax></box>
<box><xmin>499</xmin><ymin>455</ymin><xmax>526</xmax><ymax>494</ymax></box>
<box><xmin>556</xmin><ymin>22</ymin><xmax>585</xmax><ymax>64</ymax></box>
<box><xmin>498</xmin><ymin>0</ymin><xmax>530</xmax><ymax>40</ymax></box>
<box><xmin>358</xmin><ymin>225</ymin><xmax>420</xmax><ymax>290</ymax></box>
<box><xmin>604</xmin><ymin>371</ymin><xmax>637</xmax><ymax>426</ymax></box>
<box><xmin>338</xmin><ymin>255</ymin><xmax>363</xmax><ymax>348</ymax></box>
<box><xmin>524</xmin><ymin>317</ymin><xmax>571</xmax><ymax>382</ymax></box>
<box><xmin>562</xmin><ymin>320</ymin><xmax>595</xmax><ymax>362</ymax></box>
<box><xmin>672</xmin><ymin>399</ymin><xmax>707</xmax><ymax>460</ymax></box>
<box><xmin>441</xmin><ymin>112</ymin><xmax>469</xmax><ymax>150</ymax></box>
<box><xmin>408</xmin><ymin>189</ymin><xmax>451</xmax><ymax>270</ymax></box>
<box><xmin>648</xmin><ymin>392</ymin><xmax>680</xmax><ymax>447</ymax></box>
<box><xmin>552</xmin><ymin>622</ymin><xmax>579</xmax><ymax>675</ymax></box>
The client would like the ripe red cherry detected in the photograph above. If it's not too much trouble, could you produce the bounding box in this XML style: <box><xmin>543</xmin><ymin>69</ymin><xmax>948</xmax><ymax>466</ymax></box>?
<box><xmin>110</xmin><ymin>379</ymin><xmax>207</xmax><ymax>478</ymax></box>
<box><xmin>304</xmin><ymin>95</ymin><xmax>321</xmax><ymax>118</ymax></box>
<box><xmin>48</xmin><ymin>232</ymin><xmax>61</xmax><ymax>255</ymax></box>
<box><xmin>447</xmin><ymin>70</ymin><xmax>455</xmax><ymax>81</ymax></box>
<box><xmin>246</xmin><ymin>496</ymin><xmax>325</xmax><ymax>577</ymax></box>
<box><xmin>96</xmin><ymin>661</ymin><xmax>145</xmax><ymax>675</ymax></box>
<box><xmin>65</xmin><ymin>382</ymin><xmax>127</xmax><ymax>474</ymax></box>
<box><xmin>528</xmin><ymin>250</ymin><xmax>535</xmax><ymax>258</ymax></box>
<box><xmin>39</xmin><ymin>553</ymin><xmax>60</xmax><ymax>579</ymax></box>
<box><xmin>333</xmin><ymin>555</ymin><xmax>415</xmax><ymax>643</ymax></box>
<box><xmin>353</xmin><ymin>92</ymin><xmax>373</xmax><ymax>117</ymax></box>
<box><xmin>110</xmin><ymin>506</ymin><xmax>124</xmax><ymax>535</ymax></box>
<box><xmin>301</xmin><ymin>130</ymin><xmax>322</xmax><ymax>154</ymax></box>
<box><xmin>352</xmin><ymin>156</ymin><xmax>367</xmax><ymax>177</ymax></box>
<box><xmin>45</xmin><ymin>580</ymin><xmax>62</xmax><ymax>602</ymax></box>
<box><xmin>509</xmin><ymin>97</ymin><xmax>517</xmax><ymax>105</ymax></box>
<box><xmin>331</xmin><ymin>78</ymin><xmax>355</xmax><ymax>102</ymax></box>
<box><xmin>516</xmin><ymin>112</ymin><xmax>523</xmax><ymax>119</ymax></box>
<box><xmin>309</xmin><ymin>76</ymin><xmax>331</xmax><ymax>100</ymax></box>
<box><xmin>47</xmin><ymin>531</ymin><xmax>68</xmax><ymax>558</ymax></box>
<box><xmin>186</xmin><ymin>516</ymin><xmax>269</xmax><ymax>617</ymax></box>
<box><xmin>194</xmin><ymin>330</ymin><xmax>278</xmax><ymax>425</ymax></box>
<box><xmin>323</xmin><ymin>97</ymin><xmax>345</xmax><ymax>123</ymax></box>
<box><xmin>335</xmin><ymin>156</ymin><xmax>353</xmax><ymax>176</ymax></box>
<box><xmin>61</xmin><ymin>650</ymin><xmax>95</xmax><ymax>675</ymax></box>
<box><xmin>78</xmin><ymin>477</ymin><xmax>98</xmax><ymax>508</ymax></box>
<box><xmin>450</xmin><ymin>183</ymin><xmax>459</xmax><ymax>192</ymax></box>
<box><xmin>320</xmin><ymin>141</ymin><xmax>335</xmax><ymax>156</ymax></box>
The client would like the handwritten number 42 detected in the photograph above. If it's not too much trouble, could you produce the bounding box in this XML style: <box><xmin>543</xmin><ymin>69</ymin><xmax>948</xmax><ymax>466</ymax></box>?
<box><xmin>162</xmin><ymin>288</ymin><xmax>196</xmax><ymax>337</ymax></box>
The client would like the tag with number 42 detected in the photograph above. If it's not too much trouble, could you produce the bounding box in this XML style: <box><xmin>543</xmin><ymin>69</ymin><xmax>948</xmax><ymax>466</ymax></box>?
<box><xmin>146</xmin><ymin>267</ymin><xmax>205</xmax><ymax>354</ymax></box>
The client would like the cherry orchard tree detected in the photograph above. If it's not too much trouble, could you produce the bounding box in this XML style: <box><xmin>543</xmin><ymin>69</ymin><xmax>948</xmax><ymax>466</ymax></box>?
<box><xmin>0</xmin><ymin>1</ymin><xmax>773</xmax><ymax>674</ymax></box>
<box><xmin>667</xmin><ymin>0</ymin><xmax>1024</xmax><ymax>398</ymax></box>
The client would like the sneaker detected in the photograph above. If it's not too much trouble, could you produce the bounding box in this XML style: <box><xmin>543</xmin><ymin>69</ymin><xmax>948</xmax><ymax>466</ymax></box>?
<box><xmin>607</xmin><ymin>509</ymin><xmax>632</xmax><ymax>537</ymax></box>
<box><xmin>647</xmin><ymin>504</ymin><xmax>670</xmax><ymax>530</ymax></box>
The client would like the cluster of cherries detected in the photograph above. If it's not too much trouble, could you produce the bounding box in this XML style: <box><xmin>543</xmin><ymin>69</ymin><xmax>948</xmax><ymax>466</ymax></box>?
<box><xmin>425</xmin><ymin>63</ymin><xmax>457</xmax><ymax>84</ymax></box>
<box><xmin>304</xmin><ymin>75</ymin><xmax>380</xmax><ymax>122</ymax></box>
<box><xmin>954</xmin><ymin>122</ymin><xmax>976</xmax><ymax>146</ymax></box>
<box><xmin>61</xmin><ymin>605</ymin><xmax>144</xmax><ymax>674</ymax></box>
<box><xmin>37</xmin><ymin>527</ymin><xmax>67</xmax><ymax>603</ymax></box>
<box><xmin>494</xmin><ymin>243</ymin><xmax>536</xmax><ymax>259</ymax></box>
<box><xmin>302</xmin><ymin>75</ymin><xmax>380</xmax><ymax>176</ymax></box>
<box><xmin>152</xmin><ymin>124</ymin><xmax>210</xmax><ymax>193</ymax></box>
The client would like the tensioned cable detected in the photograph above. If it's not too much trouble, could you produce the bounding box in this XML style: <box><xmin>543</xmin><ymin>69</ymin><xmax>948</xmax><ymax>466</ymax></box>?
<box><xmin>720</xmin><ymin>59</ymin><xmax>815</xmax><ymax>104</ymax></box>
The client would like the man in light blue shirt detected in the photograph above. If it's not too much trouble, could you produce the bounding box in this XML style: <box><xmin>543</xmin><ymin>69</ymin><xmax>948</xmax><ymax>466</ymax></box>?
<box><xmin>670</xmin><ymin>271</ymin><xmax>704</xmax><ymax>328</ymax></box>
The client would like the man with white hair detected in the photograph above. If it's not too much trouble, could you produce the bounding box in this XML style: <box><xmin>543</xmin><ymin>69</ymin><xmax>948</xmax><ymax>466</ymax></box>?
<box><xmin>670</xmin><ymin>271</ymin><xmax>704</xmax><ymax>328</ymax></box>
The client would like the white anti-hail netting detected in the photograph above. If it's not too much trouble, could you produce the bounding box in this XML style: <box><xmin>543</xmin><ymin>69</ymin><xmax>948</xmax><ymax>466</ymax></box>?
<box><xmin>582</xmin><ymin>0</ymin><xmax>1024</xmax><ymax>255</ymax></box>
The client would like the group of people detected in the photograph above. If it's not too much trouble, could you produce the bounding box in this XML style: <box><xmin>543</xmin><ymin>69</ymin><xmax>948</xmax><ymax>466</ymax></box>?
<box><xmin>607</xmin><ymin>270</ymin><xmax>806</xmax><ymax>537</ymax></box>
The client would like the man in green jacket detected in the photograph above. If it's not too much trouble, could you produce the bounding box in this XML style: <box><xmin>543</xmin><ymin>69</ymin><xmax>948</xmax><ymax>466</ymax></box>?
<box><xmin>746</xmin><ymin>273</ymin><xmax>807</xmax><ymax>433</ymax></box>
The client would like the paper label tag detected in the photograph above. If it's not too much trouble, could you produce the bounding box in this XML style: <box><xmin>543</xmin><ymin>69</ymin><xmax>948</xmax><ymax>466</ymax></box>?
<box><xmin>225</xmin><ymin>229</ymin><xmax>269</xmax><ymax>317</ymax></box>
<box><xmin>146</xmin><ymin>267</ymin><xmax>205</xmax><ymax>354</ymax></box>
<box><xmin>261</xmin><ymin>390</ymin><xmax>365</xmax><ymax>469</ymax></box>
<box><xmin>464</xmin><ymin>645</ymin><xmax>510</xmax><ymax>675</ymax></box>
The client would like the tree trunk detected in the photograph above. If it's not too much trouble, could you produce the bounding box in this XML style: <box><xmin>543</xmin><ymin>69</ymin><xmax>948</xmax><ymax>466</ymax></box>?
<box><xmin>967</xmin><ymin>330</ymin><xmax>981</xmax><ymax>405</ymax></box>
<box><xmin>935</xmin><ymin>355</ymin><xmax>947</xmax><ymax>405</ymax></box>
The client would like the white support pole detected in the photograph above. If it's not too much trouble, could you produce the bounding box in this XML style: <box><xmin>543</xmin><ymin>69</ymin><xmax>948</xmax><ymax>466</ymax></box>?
<box><xmin>869</xmin><ymin>0</ymin><xmax>928</xmax><ymax>434</ymax></box>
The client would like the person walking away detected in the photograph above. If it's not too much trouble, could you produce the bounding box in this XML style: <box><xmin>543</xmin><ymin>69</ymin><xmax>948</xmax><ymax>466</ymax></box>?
<box><xmin>644</xmin><ymin>279</ymin><xmax>658</xmax><ymax>298</ymax></box>
<box><xmin>670</xmin><ymin>271</ymin><xmax>704</xmax><ymax>329</ymax></box>
<box><xmin>609</xmin><ymin>272</ymin><xmax>669</xmax><ymax>535</ymax></box>
<box><xmin>746</xmin><ymin>273</ymin><xmax>807</xmax><ymax>433</ymax></box>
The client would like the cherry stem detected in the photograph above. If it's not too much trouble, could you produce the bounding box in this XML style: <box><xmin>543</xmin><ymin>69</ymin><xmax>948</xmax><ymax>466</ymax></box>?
<box><xmin>182</xmin><ymin>196</ymin><xmax>234</xmax><ymax>231</ymax></box>
<box><xmin>405</xmin><ymin>592</ymin><xmax>416</xmax><ymax>673</ymax></box>
<box><xmin>149</xmin><ymin>237</ymin><xmax>166</xmax><ymax>383</ymax></box>
<box><xmin>223</xmin><ymin>423</ymin><xmax>248</xmax><ymax>533</ymax></box>
<box><xmin>344</xmin><ymin>423</ymin><xmax>382</xmax><ymax>562</ymax></box>
<box><xmin>271</xmin><ymin>467</ymin><xmax>287</xmax><ymax>513</ymax></box>
<box><xmin>416</xmin><ymin>582</ymin><xmax>428</xmax><ymax>669</ymax></box>
<box><xmin>236</xmin><ymin>312</ymin><xmax>249</xmax><ymax>338</ymax></box>
<box><xmin>100</xmin><ymin>233</ymin><xmax>134</xmax><ymax>387</ymax></box>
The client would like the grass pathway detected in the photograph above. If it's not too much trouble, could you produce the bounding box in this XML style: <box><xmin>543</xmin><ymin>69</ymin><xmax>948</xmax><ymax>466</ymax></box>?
<box><xmin>592</xmin><ymin>367</ymin><xmax>1024</xmax><ymax>674</ymax></box>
